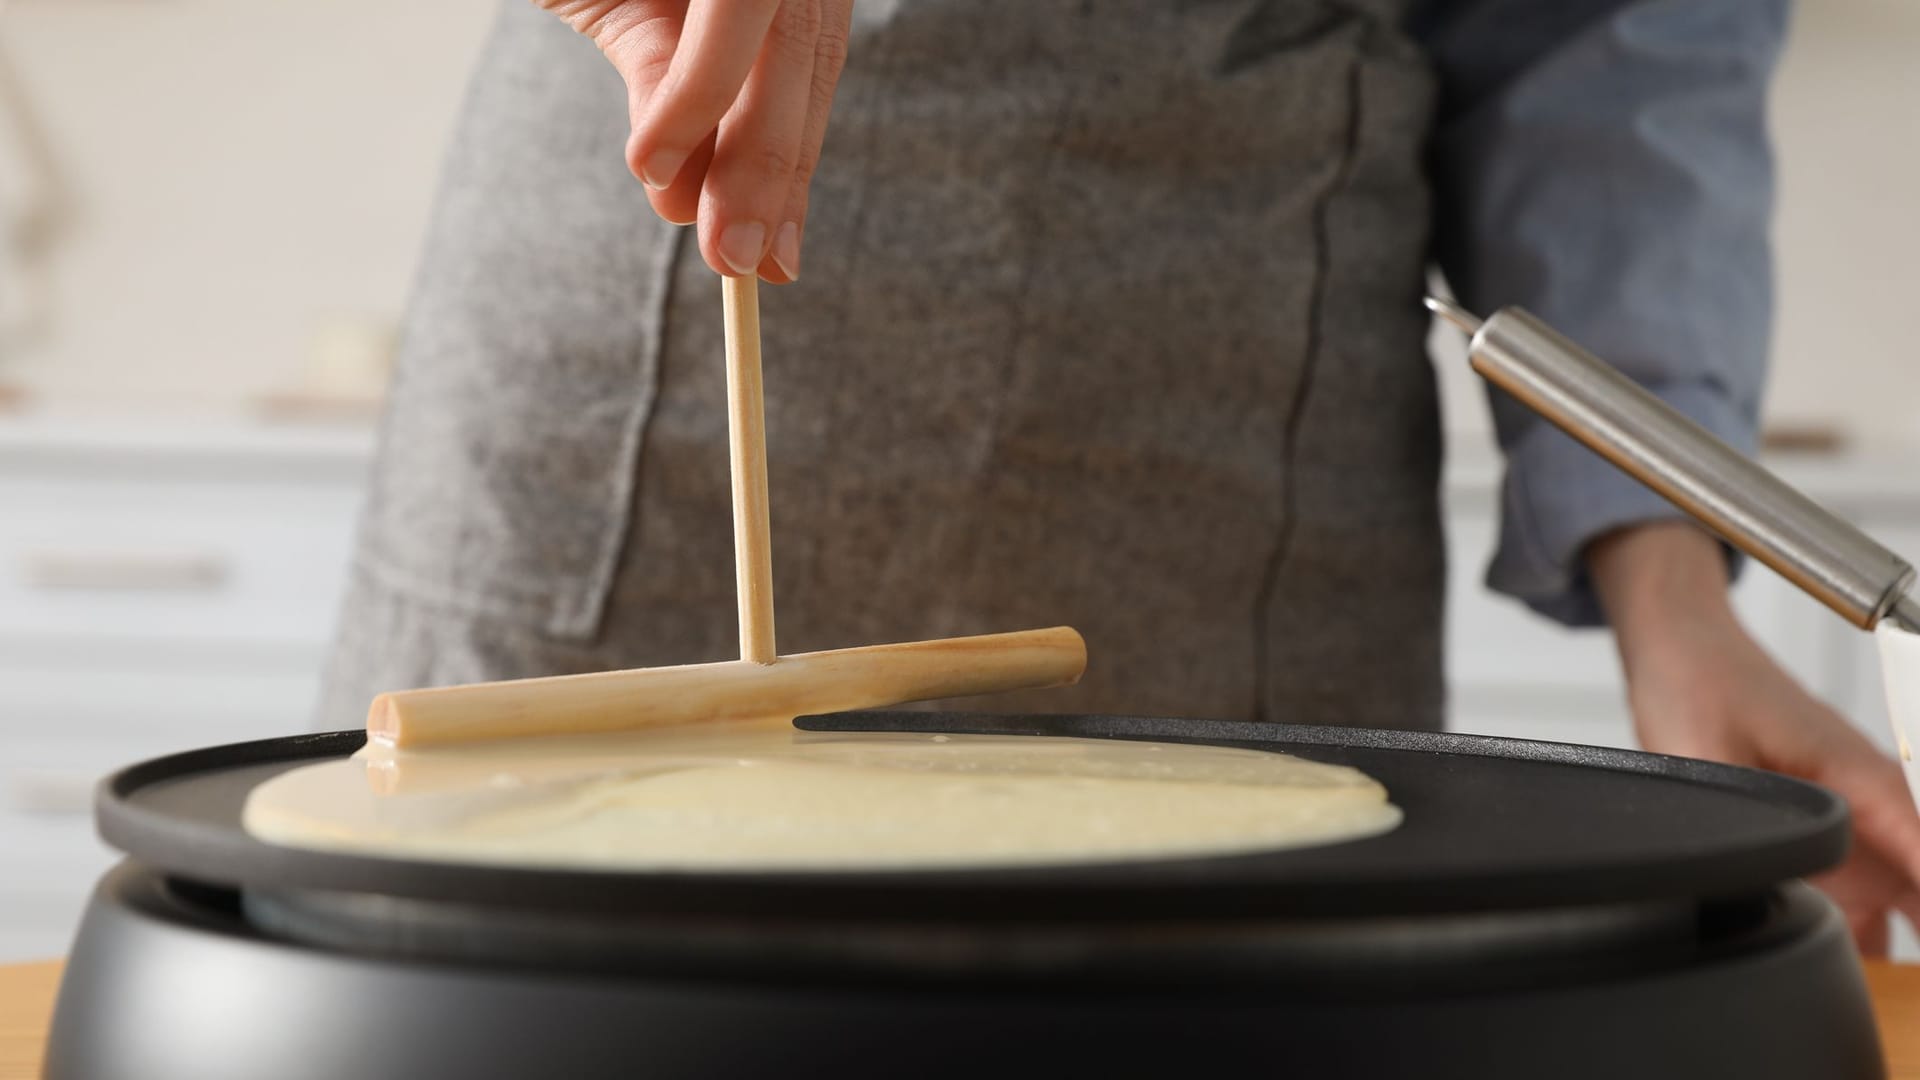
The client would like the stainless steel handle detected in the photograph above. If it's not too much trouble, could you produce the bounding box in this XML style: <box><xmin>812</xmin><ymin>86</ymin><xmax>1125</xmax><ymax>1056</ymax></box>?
<box><xmin>1429</xmin><ymin>298</ymin><xmax>1917</xmax><ymax>631</ymax></box>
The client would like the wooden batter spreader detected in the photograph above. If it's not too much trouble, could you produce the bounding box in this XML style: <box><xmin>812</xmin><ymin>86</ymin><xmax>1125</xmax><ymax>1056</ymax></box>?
<box><xmin>371</xmin><ymin>277</ymin><xmax>1086</xmax><ymax>748</ymax></box>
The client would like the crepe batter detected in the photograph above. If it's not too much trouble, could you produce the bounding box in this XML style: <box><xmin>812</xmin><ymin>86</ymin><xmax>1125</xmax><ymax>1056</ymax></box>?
<box><xmin>243</xmin><ymin>721</ymin><xmax>1401</xmax><ymax>871</ymax></box>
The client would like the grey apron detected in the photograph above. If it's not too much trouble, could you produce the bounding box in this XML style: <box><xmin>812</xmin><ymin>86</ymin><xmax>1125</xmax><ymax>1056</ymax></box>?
<box><xmin>318</xmin><ymin>0</ymin><xmax>1445</xmax><ymax>731</ymax></box>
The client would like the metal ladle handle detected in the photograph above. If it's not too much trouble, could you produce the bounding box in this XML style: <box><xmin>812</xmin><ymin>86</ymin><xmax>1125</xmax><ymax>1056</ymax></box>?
<box><xmin>1427</xmin><ymin>297</ymin><xmax>1920</xmax><ymax>633</ymax></box>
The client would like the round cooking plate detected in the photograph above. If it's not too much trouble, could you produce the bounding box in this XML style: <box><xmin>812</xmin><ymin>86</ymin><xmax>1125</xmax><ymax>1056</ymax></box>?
<box><xmin>96</xmin><ymin>711</ymin><xmax>1847</xmax><ymax>921</ymax></box>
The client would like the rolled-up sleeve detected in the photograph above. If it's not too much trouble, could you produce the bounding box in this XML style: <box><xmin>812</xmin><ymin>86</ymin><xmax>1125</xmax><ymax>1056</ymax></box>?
<box><xmin>1415</xmin><ymin>0</ymin><xmax>1791</xmax><ymax>626</ymax></box>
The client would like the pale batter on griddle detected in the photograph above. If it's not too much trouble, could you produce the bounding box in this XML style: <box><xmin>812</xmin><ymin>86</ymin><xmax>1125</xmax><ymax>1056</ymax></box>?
<box><xmin>243</xmin><ymin>721</ymin><xmax>1400</xmax><ymax>871</ymax></box>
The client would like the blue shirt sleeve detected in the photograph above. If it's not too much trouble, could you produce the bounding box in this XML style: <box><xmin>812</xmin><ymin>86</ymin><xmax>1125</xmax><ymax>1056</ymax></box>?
<box><xmin>1413</xmin><ymin>0</ymin><xmax>1791</xmax><ymax>626</ymax></box>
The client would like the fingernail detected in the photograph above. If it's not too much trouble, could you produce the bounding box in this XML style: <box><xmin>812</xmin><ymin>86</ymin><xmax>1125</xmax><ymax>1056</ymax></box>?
<box><xmin>770</xmin><ymin>222</ymin><xmax>802</xmax><ymax>281</ymax></box>
<box><xmin>639</xmin><ymin>148</ymin><xmax>688</xmax><ymax>190</ymax></box>
<box><xmin>717</xmin><ymin>221</ymin><xmax>767</xmax><ymax>275</ymax></box>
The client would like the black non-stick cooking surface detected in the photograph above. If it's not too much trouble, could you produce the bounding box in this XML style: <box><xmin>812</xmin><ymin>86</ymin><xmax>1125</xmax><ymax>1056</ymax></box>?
<box><xmin>96</xmin><ymin>711</ymin><xmax>1847</xmax><ymax>921</ymax></box>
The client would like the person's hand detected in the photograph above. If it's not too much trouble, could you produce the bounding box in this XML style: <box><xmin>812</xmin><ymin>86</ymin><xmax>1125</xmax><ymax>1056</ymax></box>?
<box><xmin>1590</xmin><ymin>522</ymin><xmax>1920</xmax><ymax>953</ymax></box>
<box><xmin>537</xmin><ymin>0</ymin><xmax>854</xmax><ymax>282</ymax></box>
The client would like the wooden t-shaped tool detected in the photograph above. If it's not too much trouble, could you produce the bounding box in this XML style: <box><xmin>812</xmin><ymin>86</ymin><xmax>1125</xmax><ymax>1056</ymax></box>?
<box><xmin>369</xmin><ymin>277</ymin><xmax>1086</xmax><ymax>748</ymax></box>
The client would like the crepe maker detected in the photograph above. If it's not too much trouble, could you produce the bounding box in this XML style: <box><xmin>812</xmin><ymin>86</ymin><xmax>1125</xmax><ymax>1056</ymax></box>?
<box><xmin>45</xmin><ymin>711</ymin><xmax>1883</xmax><ymax>1079</ymax></box>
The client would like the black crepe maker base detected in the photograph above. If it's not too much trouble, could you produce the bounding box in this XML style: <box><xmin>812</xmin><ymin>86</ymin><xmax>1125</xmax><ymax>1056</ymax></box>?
<box><xmin>44</xmin><ymin>712</ymin><xmax>1885</xmax><ymax>1079</ymax></box>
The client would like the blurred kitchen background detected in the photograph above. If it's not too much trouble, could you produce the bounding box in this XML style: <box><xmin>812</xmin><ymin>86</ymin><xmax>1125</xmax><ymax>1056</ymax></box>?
<box><xmin>1</xmin><ymin>0</ymin><xmax>1917</xmax><ymax>960</ymax></box>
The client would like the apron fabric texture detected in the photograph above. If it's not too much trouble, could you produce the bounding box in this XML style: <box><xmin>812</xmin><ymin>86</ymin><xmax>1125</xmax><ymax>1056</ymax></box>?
<box><xmin>318</xmin><ymin>0</ymin><xmax>1447</xmax><ymax>732</ymax></box>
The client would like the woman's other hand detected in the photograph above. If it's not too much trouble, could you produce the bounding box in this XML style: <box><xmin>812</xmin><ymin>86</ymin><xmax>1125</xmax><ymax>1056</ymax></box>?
<box><xmin>1592</xmin><ymin>522</ymin><xmax>1920</xmax><ymax>954</ymax></box>
<box><xmin>536</xmin><ymin>0</ymin><xmax>854</xmax><ymax>282</ymax></box>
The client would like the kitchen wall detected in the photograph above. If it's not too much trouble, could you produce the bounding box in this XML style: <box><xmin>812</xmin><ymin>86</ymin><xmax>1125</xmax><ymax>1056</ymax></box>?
<box><xmin>4</xmin><ymin>1</ymin><xmax>1918</xmax><ymax>435</ymax></box>
<box><xmin>0</xmin><ymin>0</ymin><xmax>494</xmax><ymax>408</ymax></box>
<box><xmin>1769</xmin><ymin>0</ymin><xmax>1920</xmax><ymax>445</ymax></box>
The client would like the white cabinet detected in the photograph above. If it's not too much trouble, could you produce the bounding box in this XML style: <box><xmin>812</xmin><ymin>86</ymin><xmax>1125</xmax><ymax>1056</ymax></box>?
<box><xmin>1441</xmin><ymin>475</ymin><xmax>1633</xmax><ymax>750</ymax></box>
<box><xmin>0</xmin><ymin>418</ymin><xmax>371</xmax><ymax>960</ymax></box>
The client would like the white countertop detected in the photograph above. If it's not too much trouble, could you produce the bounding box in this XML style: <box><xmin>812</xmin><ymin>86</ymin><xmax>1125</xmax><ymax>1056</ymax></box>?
<box><xmin>1444</xmin><ymin>440</ymin><xmax>1920</xmax><ymax>509</ymax></box>
<box><xmin>4</xmin><ymin>410</ymin><xmax>1918</xmax><ymax>507</ymax></box>
<box><xmin>0</xmin><ymin>413</ymin><xmax>377</xmax><ymax>475</ymax></box>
